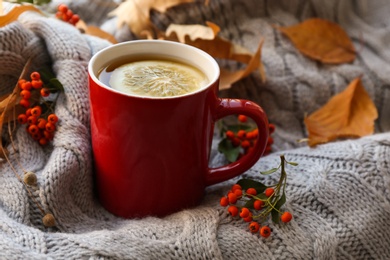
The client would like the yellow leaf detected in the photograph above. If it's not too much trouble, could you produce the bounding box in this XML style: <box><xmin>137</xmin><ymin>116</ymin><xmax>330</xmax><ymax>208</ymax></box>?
<box><xmin>76</xmin><ymin>20</ymin><xmax>117</xmax><ymax>44</ymax></box>
<box><xmin>109</xmin><ymin>0</ymin><xmax>196</xmax><ymax>37</ymax></box>
<box><xmin>164</xmin><ymin>22</ymin><xmax>266</xmax><ymax>88</ymax></box>
<box><xmin>277</xmin><ymin>18</ymin><xmax>356</xmax><ymax>64</ymax></box>
<box><xmin>304</xmin><ymin>77</ymin><xmax>378</xmax><ymax>147</ymax></box>
<box><xmin>0</xmin><ymin>4</ymin><xmax>42</xmax><ymax>27</ymax></box>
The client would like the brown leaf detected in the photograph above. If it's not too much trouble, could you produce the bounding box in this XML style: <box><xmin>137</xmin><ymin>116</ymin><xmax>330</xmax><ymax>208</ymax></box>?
<box><xmin>0</xmin><ymin>4</ymin><xmax>42</xmax><ymax>27</ymax></box>
<box><xmin>76</xmin><ymin>20</ymin><xmax>117</xmax><ymax>44</ymax></box>
<box><xmin>277</xmin><ymin>18</ymin><xmax>356</xmax><ymax>64</ymax></box>
<box><xmin>164</xmin><ymin>22</ymin><xmax>266</xmax><ymax>88</ymax></box>
<box><xmin>304</xmin><ymin>77</ymin><xmax>378</xmax><ymax>147</ymax></box>
<box><xmin>109</xmin><ymin>0</ymin><xmax>197</xmax><ymax>37</ymax></box>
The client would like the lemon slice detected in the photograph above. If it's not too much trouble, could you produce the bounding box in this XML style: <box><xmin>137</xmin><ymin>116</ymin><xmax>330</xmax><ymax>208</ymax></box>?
<box><xmin>109</xmin><ymin>60</ymin><xmax>208</xmax><ymax>97</ymax></box>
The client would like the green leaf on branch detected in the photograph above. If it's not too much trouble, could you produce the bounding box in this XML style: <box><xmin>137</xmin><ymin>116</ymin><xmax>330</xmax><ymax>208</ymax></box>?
<box><xmin>260</xmin><ymin>167</ymin><xmax>279</xmax><ymax>175</ymax></box>
<box><xmin>218</xmin><ymin>138</ymin><xmax>240</xmax><ymax>162</ymax></box>
<box><xmin>271</xmin><ymin>192</ymin><xmax>286</xmax><ymax>224</ymax></box>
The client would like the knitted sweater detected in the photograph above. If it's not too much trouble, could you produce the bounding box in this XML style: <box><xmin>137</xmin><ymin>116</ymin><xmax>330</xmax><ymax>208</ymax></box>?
<box><xmin>1</xmin><ymin>0</ymin><xmax>390</xmax><ymax>259</ymax></box>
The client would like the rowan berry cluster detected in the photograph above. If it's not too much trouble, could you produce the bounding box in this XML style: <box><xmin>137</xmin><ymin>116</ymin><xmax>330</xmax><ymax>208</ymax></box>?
<box><xmin>219</xmin><ymin>155</ymin><xmax>296</xmax><ymax>238</ymax></box>
<box><xmin>56</xmin><ymin>4</ymin><xmax>80</xmax><ymax>25</ymax></box>
<box><xmin>218</xmin><ymin>115</ymin><xmax>275</xmax><ymax>163</ymax></box>
<box><xmin>17</xmin><ymin>71</ymin><xmax>60</xmax><ymax>146</ymax></box>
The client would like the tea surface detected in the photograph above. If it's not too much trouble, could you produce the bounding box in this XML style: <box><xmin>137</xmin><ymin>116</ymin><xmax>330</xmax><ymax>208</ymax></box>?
<box><xmin>99</xmin><ymin>59</ymin><xmax>208</xmax><ymax>97</ymax></box>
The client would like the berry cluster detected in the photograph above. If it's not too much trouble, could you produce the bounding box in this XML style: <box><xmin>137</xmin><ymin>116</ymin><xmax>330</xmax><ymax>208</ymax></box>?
<box><xmin>218</xmin><ymin>115</ymin><xmax>276</xmax><ymax>163</ymax></box>
<box><xmin>225</xmin><ymin>115</ymin><xmax>275</xmax><ymax>157</ymax></box>
<box><xmin>17</xmin><ymin>72</ymin><xmax>59</xmax><ymax>146</ymax></box>
<box><xmin>56</xmin><ymin>4</ymin><xmax>80</xmax><ymax>25</ymax></box>
<box><xmin>219</xmin><ymin>155</ymin><xmax>296</xmax><ymax>238</ymax></box>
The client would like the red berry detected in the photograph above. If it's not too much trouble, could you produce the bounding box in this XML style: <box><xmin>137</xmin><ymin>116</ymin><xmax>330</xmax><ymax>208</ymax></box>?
<box><xmin>48</xmin><ymin>114</ymin><xmax>58</xmax><ymax>124</ymax></box>
<box><xmin>31</xmin><ymin>106</ymin><xmax>42</xmax><ymax>117</ymax></box>
<box><xmin>31</xmin><ymin>80</ymin><xmax>43</xmax><ymax>89</ymax></box>
<box><xmin>243</xmin><ymin>213</ymin><xmax>253</xmax><ymax>222</ymax></box>
<box><xmin>27</xmin><ymin>116</ymin><xmax>37</xmax><ymax>125</ymax></box>
<box><xmin>246</xmin><ymin>188</ymin><xmax>257</xmax><ymax>197</ymax></box>
<box><xmin>238</xmin><ymin>115</ymin><xmax>247</xmax><ymax>123</ymax></box>
<box><xmin>40</xmin><ymin>88</ymin><xmax>50</xmax><ymax>97</ymax></box>
<box><xmin>58</xmin><ymin>4</ymin><xmax>68</xmax><ymax>13</ymax></box>
<box><xmin>267</xmin><ymin>136</ymin><xmax>274</xmax><ymax>145</ymax></box>
<box><xmin>19</xmin><ymin>99</ymin><xmax>30</xmax><ymax>108</ymax></box>
<box><xmin>227</xmin><ymin>205</ymin><xmax>238</xmax><ymax>217</ymax></box>
<box><xmin>70</xmin><ymin>14</ymin><xmax>80</xmax><ymax>25</ymax></box>
<box><xmin>233</xmin><ymin>188</ymin><xmax>242</xmax><ymax>197</ymax></box>
<box><xmin>231</xmin><ymin>184</ymin><xmax>242</xmax><ymax>192</ymax></box>
<box><xmin>39</xmin><ymin>137</ymin><xmax>48</xmax><ymax>146</ymax></box>
<box><xmin>231</xmin><ymin>137</ymin><xmax>240</xmax><ymax>147</ymax></box>
<box><xmin>264</xmin><ymin>188</ymin><xmax>274</xmax><ymax>197</ymax></box>
<box><xmin>225</xmin><ymin>130</ymin><xmax>235</xmax><ymax>140</ymax></box>
<box><xmin>30</xmin><ymin>72</ymin><xmax>40</xmax><ymax>80</ymax></box>
<box><xmin>281</xmin><ymin>211</ymin><xmax>293</xmax><ymax>223</ymax></box>
<box><xmin>28</xmin><ymin>124</ymin><xmax>39</xmax><ymax>135</ymax></box>
<box><xmin>253</xmin><ymin>200</ymin><xmax>264</xmax><ymax>210</ymax></box>
<box><xmin>20</xmin><ymin>90</ymin><xmax>31</xmax><ymax>99</ymax></box>
<box><xmin>43</xmin><ymin>130</ymin><xmax>53</xmax><ymax>140</ymax></box>
<box><xmin>45</xmin><ymin>122</ymin><xmax>56</xmax><ymax>132</ymax></box>
<box><xmin>269</xmin><ymin>123</ymin><xmax>275</xmax><ymax>134</ymax></box>
<box><xmin>260</xmin><ymin>226</ymin><xmax>271</xmax><ymax>238</ymax></box>
<box><xmin>220</xmin><ymin>197</ymin><xmax>229</xmax><ymax>207</ymax></box>
<box><xmin>18</xmin><ymin>79</ymin><xmax>26</xmax><ymax>87</ymax></box>
<box><xmin>37</xmin><ymin>118</ymin><xmax>47</xmax><ymax>129</ymax></box>
<box><xmin>249</xmin><ymin>222</ymin><xmax>260</xmax><ymax>233</ymax></box>
<box><xmin>17</xmin><ymin>114</ymin><xmax>27</xmax><ymax>124</ymax></box>
<box><xmin>241</xmin><ymin>140</ymin><xmax>251</xmax><ymax>149</ymax></box>
<box><xmin>228</xmin><ymin>193</ymin><xmax>237</xmax><ymax>204</ymax></box>
<box><xmin>239</xmin><ymin>207</ymin><xmax>250</xmax><ymax>218</ymax></box>
<box><xmin>66</xmin><ymin>9</ymin><xmax>73</xmax><ymax>18</ymax></box>
<box><xmin>237</xmin><ymin>130</ymin><xmax>246</xmax><ymax>139</ymax></box>
<box><xmin>21</xmin><ymin>81</ymin><xmax>32</xmax><ymax>90</ymax></box>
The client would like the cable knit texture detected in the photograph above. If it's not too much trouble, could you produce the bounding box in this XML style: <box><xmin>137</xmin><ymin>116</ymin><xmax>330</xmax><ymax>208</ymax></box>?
<box><xmin>1</xmin><ymin>0</ymin><xmax>390</xmax><ymax>259</ymax></box>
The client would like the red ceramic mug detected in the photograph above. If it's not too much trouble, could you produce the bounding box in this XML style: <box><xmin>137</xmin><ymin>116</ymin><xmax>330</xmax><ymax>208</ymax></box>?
<box><xmin>88</xmin><ymin>40</ymin><xmax>269</xmax><ymax>218</ymax></box>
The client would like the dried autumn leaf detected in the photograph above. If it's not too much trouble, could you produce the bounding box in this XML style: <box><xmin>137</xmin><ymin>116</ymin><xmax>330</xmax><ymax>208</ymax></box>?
<box><xmin>109</xmin><ymin>0</ymin><xmax>196</xmax><ymax>37</ymax></box>
<box><xmin>76</xmin><ymin>20</ymin><xmax>117</xmax><ymax>44</ymax></box>
<box><xmin>304</xmin><ymin>77</ymin><xmax>378</xmax><ymax>147</ymax></box>
<box><xmin>0</xmin><ymin>4</ymin><xmax>42</xmax><ymax>27</ymax></box>
<box><xmin>277</xmin><ymin>18</ymin><xmax>356</xmax><ymax>64</ymax></box>
<box><xmin>165</xmin><ymin>22</ymin><xmax>266</xmax><ymax>89</ymax></box>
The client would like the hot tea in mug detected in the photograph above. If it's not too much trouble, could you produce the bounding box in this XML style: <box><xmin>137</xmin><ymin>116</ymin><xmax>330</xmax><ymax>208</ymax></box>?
<box><xmin>88</xmin><ymin>40</ymin><xmax>269</xmax><ymax>218</ymax></box>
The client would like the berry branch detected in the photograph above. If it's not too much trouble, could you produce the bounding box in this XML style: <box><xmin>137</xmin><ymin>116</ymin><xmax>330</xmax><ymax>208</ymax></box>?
<box><xmin>220</xmin><ymin>155</ymin><xmax>297</xmax><ymax>237</ymax></box>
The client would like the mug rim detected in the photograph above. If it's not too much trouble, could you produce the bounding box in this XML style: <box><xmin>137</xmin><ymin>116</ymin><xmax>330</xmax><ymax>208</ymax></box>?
<box><xmin>88</xmin><ymin>39</ymin><xmax>220</xmax><ymax>100</ymax></box>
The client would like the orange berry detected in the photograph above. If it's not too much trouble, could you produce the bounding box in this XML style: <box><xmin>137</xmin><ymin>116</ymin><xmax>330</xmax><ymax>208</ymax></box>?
<box><xmin>25</xmin><ymin>108</ymin><xmax>32</xmax><ymax>117</ymax></box>
<box><xmin>66</xmin><ymin>9</ymin><xmax>73</xmax><ymax>18</ymax></box>
<box><xmin>233</xmin><ymin>188</ymin><xmax>242</xmax><ymax>197</ymax></box>
<box><xmin>27</xmin><ymin>116</ymin><xmax>38</xmax><ymax>125</ymax></box>
<box><xmin>231</xmin><ymin>137</ymin><xmax>240</xmax><ymax>147</ymax></box>
<box><xmin>62</xmin><ymin>13</ymin><xmax>70</xmax><ymax>21</ymax></box>
<box><xmin>30</xmin><ymin>72</ymin><xmax>40</xmax><ymax>80</ymax></box>
<box><xmin>21</xmin><ymin>81</ymin><xmax>32</xmax><ymax>90</ymax></box>
<box><xmin>246</xmin><ymin>188</ymin><xmax>257</xmax><ymax>197</ymax></box>
<box><xmin>231</xmin><ymin>184</ymin><xmax>242</xmax><ymax>192</ymax></box>
<box><xmin>239</xmin><ymin>207</ymin><xmax>250</xmax><ymax>218</ymax></box>
<box><xmin>17</xmin><ymin>114</ymin><xmax>27</xmax><ymax>124</ymax></box>
<box><xmin>238</xmin><ymin>115</ymin><xmax>247</xmax><ymax>123</ymax></box>
<box><xmin>281</xmin><ymin>211</ymin><xmax>293</xmax><ymax>223</ymax></box>
<box><xmin>246</xmin><ymin>132</ymin><xmax>254</xmax><ymax>140</ymax></box>
<box><xmin>28</xmin><ymin>124</ymin><xmax>39</xmax><ymax>135</ymax></box>
<box><xmin>43</xmin><ymin>130</ymin><xmax>53</xmax><ymax>140</ymax></box>
<box><xmin>58</xmin><ymin>4</ymin><xmax>68</xmax><ymax>13</ymax></box>
<box><xmin>55</xmin><ymin>11</ymin><xmax>63</xmax><ymax>19</ymax></box>
<box><xmin>225</xmin><ymin>130</ymin><xmax>235</xmax><ymax>140</ymax></box>
<box><xmin>70</xmin><ymin>14</ymin><xmax>80</xmax><ymax>25</ymax></box>
<box><xmin>37</xmin><ymin>118</ymin><xmax>47</xmax><ymax>129</ymax></box>
<box><xmin>249</xmin><ymin>222</ymin><xmax>260</xmax><ymax>233</ymax></box>
<box><xmin>45</xmin><ymin>122</ymin><xmax>56</xmax><ymax>132</ymax></box>
<box><xmin>18</xmin><ymin>79</ymin><xmax>26</xmax><ymax>87</ymax></box>
<box><xmin>40</xmin><ymin>88</ymin><xmax>50</xmax><ymax>97</ymax></box>
<box><xmin>48</xmin><ymin>114</ymin><xmax>59</xmax><ymax>124</ymax></box>
<box><xmin>39</xmin><ymin>137</ymin><xmax>48</xmax><ymax>146</ymax></box>
<box><xmin>20</xmin><ymin>90</ymin><xmax>31</xmax><ymax>99</ymax></box>
<box><xmin>31</xmin><ymin>106</ymin><xmax>42</xmax><ymax>117</ymax></box>
<box><xmin>237</xmin><ymin>130</ymin><xmax>246</xmax><ymax>139</ymax></box>
<box><xmin>264</xmin><ymin>188</ymin><xmax>274</xmax><ymax>197</ymax></box>
<box><xmin>260</xmin><ymin>226</ymin><xmax>271</xmax><ymax>238</ymax></box>
<box><xmin>243</xmin><ymin>212</ymin><xmax>253</xmax><ymax>222</ymax></box>
<box><xmin>31</xmin><ymin>80</ymin><xmax>43</xmax><ymax>89</ymax></box>
<box><xmin>31</xmin><ymin>131</ymin><xmax>42</xmax><ymax>141</ymax></box>
<box><xmin>220</xmin><ymin>197</ymin><xmax>229</xmax><ymax>207</ymax></box>
<box><xmin>253</xmin><ymin>200</ymin><xmax>264</xmax><ymax>210</ymax></box>
<box><xmin>227</xmin><ymin>193</ymin><xmax>237</xmax><ymax>204</ymax></box>
<box><xmin>19</xmin><ymin>99</ymin><xmax>30</xmax><ymax>108</ymax></box>
<box><xmin>228</xmin><ymin>205</ymin><xmax>239</xmax><ymax>217</ymax></box>
<box><xmin>241</xmin><ymin>140</ymin><xmax>251</xmax><ymax>149</ymax></box>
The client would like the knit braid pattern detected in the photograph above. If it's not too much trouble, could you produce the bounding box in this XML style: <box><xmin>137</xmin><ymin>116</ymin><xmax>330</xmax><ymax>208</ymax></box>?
<box><xmin>1</xmin><ymin>0</ymin><xmax>390</xmax><ymax>259</ymax></box>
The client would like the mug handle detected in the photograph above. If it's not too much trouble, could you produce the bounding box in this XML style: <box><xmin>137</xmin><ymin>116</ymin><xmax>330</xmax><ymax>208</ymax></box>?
<box><xmin>206</xmin><ymin>98</ymin><xmax>269</xmax><ymax>186</ymax></box>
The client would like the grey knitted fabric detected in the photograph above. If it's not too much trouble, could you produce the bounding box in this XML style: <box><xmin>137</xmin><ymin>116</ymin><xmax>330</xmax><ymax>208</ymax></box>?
<box><xmin>1</xmin><ymin>0</ymin><xmax>390</xmax><ymax>259</ymax></box>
